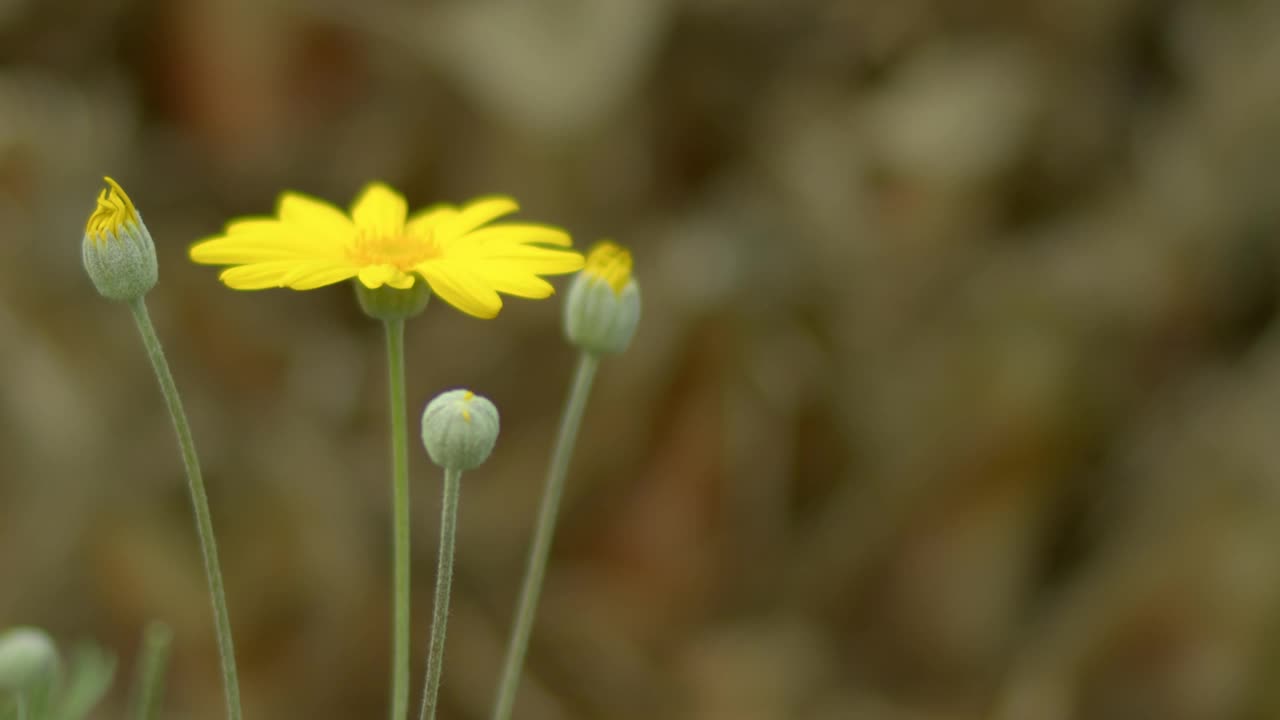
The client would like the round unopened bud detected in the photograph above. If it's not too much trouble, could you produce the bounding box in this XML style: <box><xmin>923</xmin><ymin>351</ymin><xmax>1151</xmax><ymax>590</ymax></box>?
<box><xmin>0</xmin><ymin>627</ymin><xmax>60</xmax><ymax>692</ymax></box>
<box><xmin>82</xmin><ymin>177</ymin><xmax>158</xmax><ymax>302</ymax></box>
<box><xmin>421</xmin><ymin>389</ymin><xmax>500</xmax><ymax>471</ymax></box>
<box><xmin>564</xmin><ymin>241</ymin><xmax>640</xmax><ymax>355</ymax></box>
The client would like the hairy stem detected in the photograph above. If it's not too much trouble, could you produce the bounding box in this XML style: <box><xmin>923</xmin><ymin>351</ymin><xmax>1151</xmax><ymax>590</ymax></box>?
<box><xmin>491</xmin><ymin>353</ymin><xmax>600</xmax><ymax>720</ymax></box>
<box><xmin>418</xmin><ymin>469</ymin><xmax>462</xmax><ymax>720</ymax></box>
<box><xmin>129</xmin><ymin>298</ymin><xmax>241</xmax><ymax>720</ymax></box>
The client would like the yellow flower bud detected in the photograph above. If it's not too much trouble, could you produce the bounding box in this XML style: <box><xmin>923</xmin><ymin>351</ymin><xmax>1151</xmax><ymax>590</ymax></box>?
<box><xmin>82</xmin><ymin>177</ymin><xmax>158</xmax><ymax>301</ymax></box>
<box><xmin>564</xmin><ymin>241</ymin><xmax>640</xmax><ymax>355</ymax></box>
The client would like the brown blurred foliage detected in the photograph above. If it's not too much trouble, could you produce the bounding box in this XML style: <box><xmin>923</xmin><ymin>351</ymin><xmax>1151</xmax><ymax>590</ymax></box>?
<box><xmin>4</xmin><ymin>0</ymin><xmax>1280</xmax><ymax>718</ymax></box>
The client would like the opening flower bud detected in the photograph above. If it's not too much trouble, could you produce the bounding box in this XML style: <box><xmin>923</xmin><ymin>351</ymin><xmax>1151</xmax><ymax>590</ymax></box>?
<box><xmin>564</xmin><ymin>241</ymin><xmax>640</xmax><ymax>355</ymax></box>
<box><xmin>82</xmin><ymin>177</ymin><xmax>158</xmax><ymax>302</ymax></box>
<box><xmin>421</xmin><ymin>389</ymin><xmax>500</xmax><ymax>471</ymax></box>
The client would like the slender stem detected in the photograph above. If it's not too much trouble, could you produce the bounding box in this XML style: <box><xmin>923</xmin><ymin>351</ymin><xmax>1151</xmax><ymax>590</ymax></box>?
<box><xmin>128</xmin><ymin>299</ymin><xmax>242</xmax><ymax>720</ymax></box>
<box><xmin>418</xmin><ymin>469</ymin><xmax>462</xmax><ymax>720</ymax></box>
<box><xmin>131</xmin><ymin>622</ymin><xmax>174</xmax><ymax>720</ymax></box>
<box><xmin>491</xmin><ymin>353</ymin><xmax>600</xmax><ymax>720</ymax></box>
<box><xmin>384</xmin><ymin>319</ymin><xmax>412</xmax><ymax>720</ymax></box>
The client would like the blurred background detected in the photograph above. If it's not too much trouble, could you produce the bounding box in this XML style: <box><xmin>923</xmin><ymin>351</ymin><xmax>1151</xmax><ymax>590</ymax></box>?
<box><xmin>4</xmin><ymin>0</ymin><xmax>1280</xmax><ymax>718</ymax></box>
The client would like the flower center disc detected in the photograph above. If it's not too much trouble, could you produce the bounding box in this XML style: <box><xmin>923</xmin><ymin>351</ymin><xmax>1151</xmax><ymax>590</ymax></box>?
<box><xmin>349</xmin><ymin>231</ymin><xmax>439</xmax><ymax>270</ymax></box>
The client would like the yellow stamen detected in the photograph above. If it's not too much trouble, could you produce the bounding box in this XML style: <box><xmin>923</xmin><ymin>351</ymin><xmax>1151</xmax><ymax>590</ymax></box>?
<box><xmin>85</xmin><ymin>177</ymin><xmax>139</xmax><ymax>245</ymax></box>
<box><xmin>347</xmin><ymin>230</ymin><xmax>441</xmax><ymax>271</ymax></box>
<box><xmin>583</xmin><ymin>241</ymin><xmax>632</xmax><ymax>294</ymax></box>
<box><xmin>461</xmin><ymin>391</ymin><xmax>474</xmax><ymax>422</ymax></box>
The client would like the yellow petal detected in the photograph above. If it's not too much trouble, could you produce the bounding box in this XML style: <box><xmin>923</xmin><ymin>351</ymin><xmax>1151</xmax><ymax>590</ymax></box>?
<box><xmin>406</xmin><ymin>204</ymin><xmax>457</xmax><ymax>239</ymax></box>
<box><xmin>191</xmin><ymin>213</ymin><xmax>350</xmax><ymax>265</ymax></box>
<box><xmin>357</xmin><ymin>264</ymin><xmax>417</xmax><ymax>289</ymax></box>
<box><xmin>416</xmin><ymin>260</ymin><xmax>502</xmax><ymax>318</ymax></box>
<box><xmin>358</xmin><ymin>264</ymin><xmax>397</xmax><ymax>289</ymax></box>
<box><xmin>190</xmin><ymin>238</ymin><xmax>316</xmax><ymax>266</ymax></box>
<box><xmin>280</xmin><ymin>262</ymin><xmax>359</xmax><ymax>290</ymax></box>
<box><xmin>191</xmin><ymin>240</ymin><xmax>288</xmax><ymax>263</ymax></box>
<box><xmin>470</xmin><ymin>245</ymin><xmax>585</xmax><ymax>275</ymax></box>
<box><xmin>436</xmin><ymin>196</ymin><xmax>518</xmax><ymax>241</ymax></box>
<box><xmin>277</xmin><ymin>192</ymin><xmax>355</xmax><ymax>247</ymax></box>
<box><xmin>218</xmin><ymin>261</ymin><xmax>310</xmax><ymax>289</ymax></box>
<box><xmin>386</xmin><ymin>272</ymin><xmax>416</xmax><ymax>289</ymax></box>
<box><xmin>351</xmin><ymin>182</ymin><xmax>407</xmax><ymax>237</ymax></box>
<box><xmin>222</xmin><ymin>216</ymin><xmax>276</xmax><ymax>234</ymax></box>
<box><xmin>469</xmin><ymin>264</ymin><xmax>556</xmax><ymax>298</ymax></box>
<box><xmin>458</xmin><ymin>223</ymin><xmax>572</xmax><ymax>247</ymax></box>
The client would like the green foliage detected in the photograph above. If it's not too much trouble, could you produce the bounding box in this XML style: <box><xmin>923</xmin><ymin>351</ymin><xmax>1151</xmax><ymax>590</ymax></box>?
<box><xmin>0</xmin><ymin>633</ymin><xmax>115</xmax><ymax>720</ymax></box>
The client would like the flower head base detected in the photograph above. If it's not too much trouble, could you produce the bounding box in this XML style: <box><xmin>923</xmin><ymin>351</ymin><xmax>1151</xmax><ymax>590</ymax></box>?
<box><xmin>421</xmin><ymin>389</ymin><xmax>500</xmax><ymax>471</ymax></box>
<box><xmin>564</xmin><ymin>240</ymin><xmax>641</xmax><ymax>355</ymax></box>
<box><xmin>82</xmin><ymin>177</ymin><xmax>158</xmax><ymax>302</ymax></box>
<box><xmin>190</xmin><ymin>183</ymin><xmax>585</xmax><ymax>319</ymax></box>
<box><xmin>355</xmin><ymin>279</ymin><xmax>432</xmax><ymax>321</ymax></box>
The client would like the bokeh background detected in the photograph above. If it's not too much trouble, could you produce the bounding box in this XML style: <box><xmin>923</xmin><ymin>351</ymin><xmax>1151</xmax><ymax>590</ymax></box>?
<box><xmin>4</xmin><ymin>0</ymin><xmax>1280</xmax><ymax>718</ymax></box>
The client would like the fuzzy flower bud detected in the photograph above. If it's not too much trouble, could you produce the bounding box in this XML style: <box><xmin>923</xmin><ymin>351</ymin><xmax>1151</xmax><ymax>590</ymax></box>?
<box><xmin>564</xmin><ymin>241</ymin><xmax>640</xmax><ymax>355</ymax></box>
<box><xmin>0</xmin><ymin>627</ymin><xmax>59</xmax><ymax>693</ymax></box>
<box><xmin>421</xmin><ymin>389</ymin><xmax>500</xmax><ymax>471</ymax></box>
<box><xmin>82</xmin><ymin>177</ymin><xmax>158</xmax><ymax>301</ymax></box>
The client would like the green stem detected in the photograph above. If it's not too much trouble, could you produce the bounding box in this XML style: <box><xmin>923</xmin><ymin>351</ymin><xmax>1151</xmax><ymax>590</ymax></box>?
<box><xmin>491</xmin><ymin>353</ymin><xmax>600</xmax><ymax>720</ymax></box>
<box><xmin>128</xmin><ymin>298</ymin><xmax>242</xmax><ymax>720</ymax></box>
<box><xmin>384</xmin><ymin>319</ymin><xmax>412</xmax><ymax>720</ymax></box>
<box><xmin>130</xmin><ymin>622</ymin><xmax>173</xmax><ymax>720</ymax></box>
<box><xmin>418</xmin><ymin>469</ymin><xmax>462</xmax><ymax>720</ymax></box>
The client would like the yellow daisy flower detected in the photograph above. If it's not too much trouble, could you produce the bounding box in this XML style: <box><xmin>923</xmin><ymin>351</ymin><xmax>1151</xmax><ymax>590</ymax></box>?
<box><xmin>190</xmin><ymin>182</ymin><xmax>585</xmax><ymax>319</ymax></box>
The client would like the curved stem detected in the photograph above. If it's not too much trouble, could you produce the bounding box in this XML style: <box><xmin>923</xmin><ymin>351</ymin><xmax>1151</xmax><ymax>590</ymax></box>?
<box><xmin>128</xmin><ymin>299</ymin><xmax>242</xmax><ymax>720</ymax></box>
<box><xmin>384</xmin><ymin>318</ymin><xmax>412</xmax><ymax>720</ymax></box>
<box><xmin>491</xmin><ymin>353</ymin><xmax>600</xmax><ymax>720</ymax></box>
<box><xmin>418</xmin><ymin>469</ymin><xmax>462</xmax><ymax>720</ymax></box>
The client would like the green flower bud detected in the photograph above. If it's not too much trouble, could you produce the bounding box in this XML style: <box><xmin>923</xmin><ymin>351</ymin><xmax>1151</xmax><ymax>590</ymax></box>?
<box><xmin>564</xmin><ymin>241</ymin><xmax>640</xmax><ymax>355</ymax></box>
<box><xmin>421</xmin><ymin>389</ymin><xmax>499</xmax><ymax>471</ymax></box>
<box><xmin>0</xmin><ymin>627</ymin><xmax>59</xmax><ymax>693</ymax></box>
<box><xmin>82</xmin><ymin>177</ymin><xmax>158</xmax><ymax>302</ymax></box>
